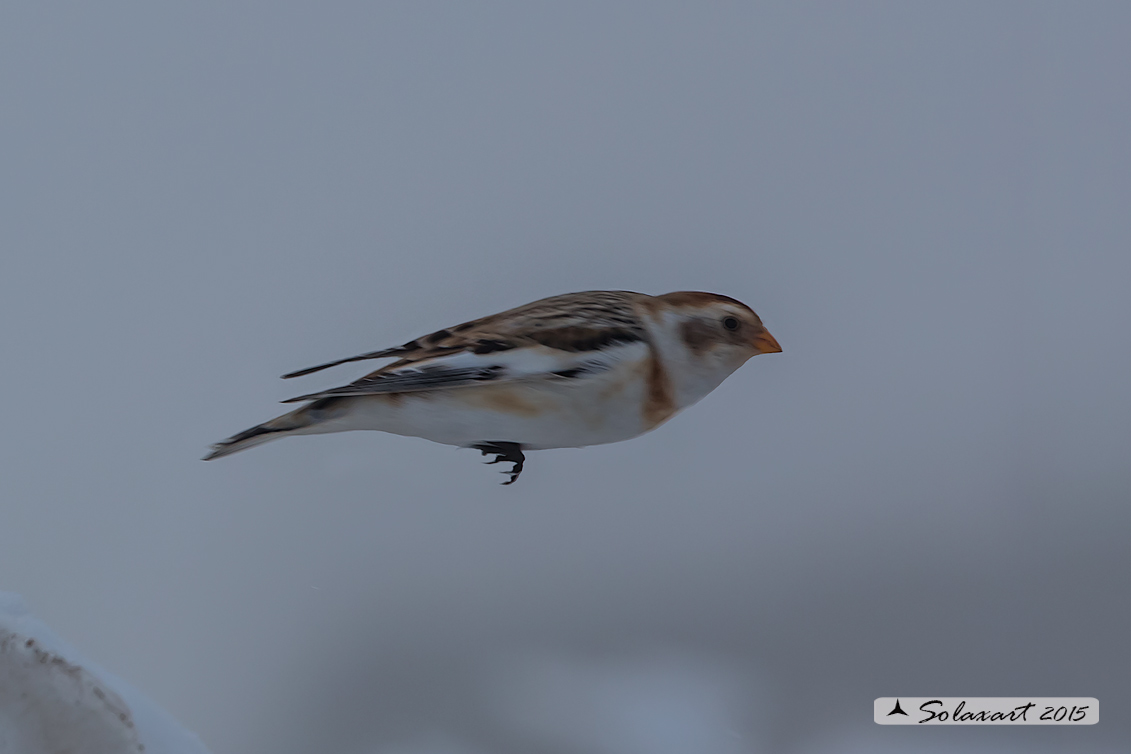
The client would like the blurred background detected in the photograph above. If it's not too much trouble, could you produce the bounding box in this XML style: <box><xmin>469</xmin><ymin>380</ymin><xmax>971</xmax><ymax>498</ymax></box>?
<box><xmin>0</xmin><ymin>2</ymin><xmax>1127</xmax><ymax>752</ymax></box>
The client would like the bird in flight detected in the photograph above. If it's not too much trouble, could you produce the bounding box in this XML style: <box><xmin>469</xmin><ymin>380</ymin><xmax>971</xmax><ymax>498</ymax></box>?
<box><xmin>204</xmin><ymin>290</ymin><xmax>781</xmax><ymax>483</ymax></box>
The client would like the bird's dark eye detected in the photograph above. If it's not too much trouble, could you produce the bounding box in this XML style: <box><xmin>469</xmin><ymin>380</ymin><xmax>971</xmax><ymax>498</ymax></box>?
<box><xmin>722</xmin><ymin>316</ymin><xmax>740</xmax><ymax>331</ymax></box>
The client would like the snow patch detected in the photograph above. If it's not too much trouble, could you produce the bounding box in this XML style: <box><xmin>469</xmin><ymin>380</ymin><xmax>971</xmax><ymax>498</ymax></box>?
<box><xmin>0</xmin><ymin>592</ymin><xmax>210</xmax><ymax>754</ymax></box>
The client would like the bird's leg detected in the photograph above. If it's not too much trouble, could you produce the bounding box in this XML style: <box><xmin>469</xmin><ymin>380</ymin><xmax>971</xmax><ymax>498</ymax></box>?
<box><xmin>473</xmin><ymin>442</ymin><xmax>526</xmax><ymax>485</ymax></box>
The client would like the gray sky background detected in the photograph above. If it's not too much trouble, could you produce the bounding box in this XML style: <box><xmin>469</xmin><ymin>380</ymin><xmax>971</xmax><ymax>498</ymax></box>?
<box><xmin>1</xmin><ymin>2</ymin><xmax>1127</xmax><ymax>753</ymax></box>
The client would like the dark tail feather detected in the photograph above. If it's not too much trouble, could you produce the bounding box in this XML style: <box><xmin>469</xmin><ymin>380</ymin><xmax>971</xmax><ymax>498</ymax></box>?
<box><xmin>203</xmin><ymin>402</ymin><xmax>335</xmax><ymax>460</ymax></box>
<box><xmin>203</xmin><ymin>424</ymin><xmax>286</xmax><ymax>460</ymax></box>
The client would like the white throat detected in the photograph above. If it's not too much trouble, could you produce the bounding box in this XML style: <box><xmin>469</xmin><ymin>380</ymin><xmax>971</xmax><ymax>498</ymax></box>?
<box><xmin>644</xmin><ymin>312</ymin><xmax>749</xmax><ymax>410</ymax></box>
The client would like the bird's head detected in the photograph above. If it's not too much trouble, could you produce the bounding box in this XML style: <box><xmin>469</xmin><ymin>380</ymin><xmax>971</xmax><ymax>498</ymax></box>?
<box><xmin>655</xmin><ymin>291</ymin><xmax>782</xmax><ymax>372</ymax></box>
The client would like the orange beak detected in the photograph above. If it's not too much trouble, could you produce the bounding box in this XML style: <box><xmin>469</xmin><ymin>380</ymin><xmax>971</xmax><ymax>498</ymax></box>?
<box><xmin>750</xmin><ymin>327</ymin><xmax>782</xmax><ymax>354</ymax></box>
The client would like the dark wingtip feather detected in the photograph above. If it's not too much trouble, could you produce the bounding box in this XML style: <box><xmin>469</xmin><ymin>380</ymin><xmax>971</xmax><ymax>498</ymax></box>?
<box><xmin>281</xmin><ymin>365</ymin><xmax>326</xmax><ymax>379</ymax></box>
<box><xmin>281</xmin><ymin>344</ymin><xmax>419</xmax><ymax>379</ymax></box>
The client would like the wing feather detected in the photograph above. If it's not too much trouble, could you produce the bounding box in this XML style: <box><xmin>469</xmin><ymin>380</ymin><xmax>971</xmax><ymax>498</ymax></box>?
<box><xmin>280</xmin><ymin>343</ymin><xmax>424</xmax><ymax>379</ymax></box>
<box><xmin>281</xmin><ymin>339</ymin><xmax>646</xmax><ymax>403</ymax></box>
<box><xmin>279</xmin><ymin>291</ymin><xmax>652</xmax><ymax>402</ymax></box>
<box><xmin>281</xmin><ymin>364</ymin><xmax>505</xmax><ymax>402</ymax></box>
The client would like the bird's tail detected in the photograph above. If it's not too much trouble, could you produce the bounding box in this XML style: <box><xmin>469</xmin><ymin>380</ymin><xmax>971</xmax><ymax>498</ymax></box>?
<box><xmin>203</xmin><ymin>399</ymin><xmax>340</xmax><ymax>460</ymax></box>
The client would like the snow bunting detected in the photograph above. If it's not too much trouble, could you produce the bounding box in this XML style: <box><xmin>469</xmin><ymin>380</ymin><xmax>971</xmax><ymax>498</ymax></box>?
<box><xmin>204</xmin><ymin>290</ymin><xmax>781</xmax><ymax>483</ymax></box>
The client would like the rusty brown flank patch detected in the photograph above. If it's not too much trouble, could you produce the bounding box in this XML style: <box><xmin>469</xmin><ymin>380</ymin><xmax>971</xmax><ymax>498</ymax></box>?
<box><xmin>642</xmin><ymin>351</ymin><xmax>676</xmax><ymax>428</ymax></box>
<box><xmin>469</xmin><ymin>385</ymin><xmax>544</xmax><ymax>417</ymax></box>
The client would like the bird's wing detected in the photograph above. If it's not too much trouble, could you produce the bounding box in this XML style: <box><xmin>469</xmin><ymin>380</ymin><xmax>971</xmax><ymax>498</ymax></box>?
<box><xmin>281</xmin><ymin>290</ymin><xmax>647</xmax><ymax>379</ymax></box>
<box><xmin>280</xmin><ymin>291</ymin><xmax>651</xmax><ymax>403</ymax></box>
<box><xmin>281</xmin><ymin>338</ymin><xmax>648</xmax><ymax>402</ymax></box>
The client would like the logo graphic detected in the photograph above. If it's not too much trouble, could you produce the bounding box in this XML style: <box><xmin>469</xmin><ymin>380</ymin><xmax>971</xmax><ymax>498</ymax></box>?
<box><xmin>886</xmin><ymin>699</ymin><xmax>908</xmax><ymax>716</ymax></box>
<box><xmin>874</xmin><ymin>698</ymin><xmax>1098</xmax><ymax>725</ymax></box>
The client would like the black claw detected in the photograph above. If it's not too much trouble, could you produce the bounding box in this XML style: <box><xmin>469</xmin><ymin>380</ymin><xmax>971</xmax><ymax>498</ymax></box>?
<box><xmin>473</xmin><ymin>442</ymin><xmax>526</xmax><ymax>485</ymax></box>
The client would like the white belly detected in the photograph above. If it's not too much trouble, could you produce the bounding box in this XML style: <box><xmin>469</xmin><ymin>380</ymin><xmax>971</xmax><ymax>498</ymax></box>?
<box><xmin>312</xmin><ymin>367</ymin><xmax>662</xmax><ymax>450</ymax></box>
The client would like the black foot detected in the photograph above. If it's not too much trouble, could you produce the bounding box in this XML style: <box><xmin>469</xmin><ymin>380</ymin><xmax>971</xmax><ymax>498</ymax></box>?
<box><xmin>473</xmin><ymin>442</ymin><xmax>526</xmax><ymax>485</ymax></box>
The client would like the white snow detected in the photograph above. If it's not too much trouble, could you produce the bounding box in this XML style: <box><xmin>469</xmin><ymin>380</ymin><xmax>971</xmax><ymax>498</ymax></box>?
<box><xmin>0</xmin><ymin>592</ymin><xmax>211</xmax><ymax>754</ymax></box>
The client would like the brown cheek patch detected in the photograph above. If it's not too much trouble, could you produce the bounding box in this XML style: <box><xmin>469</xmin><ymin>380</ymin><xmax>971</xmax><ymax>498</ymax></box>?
<box><xmin>642</xmin><ymin>352</ymin><xmax>676</xmax><ymax>428</ymax></box>
<box><xmin>678</xmin><ymin>319</ymin><xmax>719</xmax><ymax>356</ymax></box>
